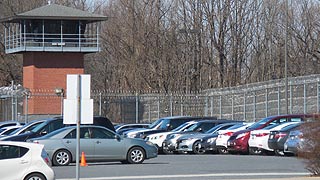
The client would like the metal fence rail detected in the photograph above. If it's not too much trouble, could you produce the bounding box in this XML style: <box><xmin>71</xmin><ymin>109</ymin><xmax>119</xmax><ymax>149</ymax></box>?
<box><xmin>1</xmin><ymin>74</ymin><xmax>320</xmax><ymax>123</ymax></box>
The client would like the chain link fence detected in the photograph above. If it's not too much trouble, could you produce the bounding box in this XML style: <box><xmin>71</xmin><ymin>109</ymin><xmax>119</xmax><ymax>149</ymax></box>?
<box><xmin>1</xmin><ymin>74</ymin><xmax>320</xmax><ymax>123</ymax></box>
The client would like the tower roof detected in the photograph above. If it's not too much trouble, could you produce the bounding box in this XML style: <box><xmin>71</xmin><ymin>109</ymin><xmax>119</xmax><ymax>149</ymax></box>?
<box><xmin>1</xmin><ymin>3</ymin><xmax>107</xmax><ymax>23</ymax></box>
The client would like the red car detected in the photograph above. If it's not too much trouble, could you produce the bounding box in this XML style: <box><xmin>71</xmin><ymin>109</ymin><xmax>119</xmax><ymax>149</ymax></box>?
<box><xmin>227</xmin><ymin>114</ymin><xmax>318</xmax><ymax>154</ymax></box>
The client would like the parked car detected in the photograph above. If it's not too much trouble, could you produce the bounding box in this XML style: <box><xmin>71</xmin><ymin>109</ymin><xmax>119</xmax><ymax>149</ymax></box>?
<box><xmin>162</xmin><ymin>119</ymin><xmax>241</xmax><ymax>154</ymax></box>
<box><xmin>248</xmin><ymin>122</ymin><xmax>299</xmax><ymax>155</ymax></box>
<box><xmin>215</xmin><ymin>122</ymin><xmax>253</xmax><ymax>154</ymax></box>
<box><xmin>0</xmin><ymin>119</ymin><xmax>46</xmax><ymax>140</ymax></box>
<box><xmin>176</xmin><ymin>122</ymin><xmax>240</xmax><ymax>154</ymax></box>
<box><xmin>28</xmin><ymin>125</ymin><xmax>158</xmax><ymax>166</ymax></box>
<box><xmin>0</xmin><ymin>121</ymin><xmax>24</xmax><ymax>129</ymax></box>
<box><xmin>0</xmin><ymin>141</ymin><xmax>55</xmax><ymax>180</ymax></box>
<box><xmin>124</xmin><ymin>116</ymin><xmax>217</xmax><ymax>139</ymax></box>
<box><xmin>2</xmin><ymin>116</ymin><xmax>115</xmax><ymax>142</ymax></box>
<box><xmin>146</xmin><ymin>121</ymin><xmax>200</xmax><ymax>152</ymax></box>
<box><xmin>0</xmin><ymin>125</ymin><xmax>22</xmax><ymax>137</ymax></box>
<box><xmin>115</xmin><ymin>123</ymin><xmax>150</xmax><ymax>135</ymax></box>
<box><xmin>268</xmin><ymin>122</ymin><xmax>302</xmax><ymax>156</ymax></box>
<box><xmin>283</xmin><ymin>129</ymin><xmax>304</xmax><ymax>155</ymax></box>
<box><xmin>227</xmin><ymin>114</ymin><xmax>315</xmax><ymax>154</ymax></box>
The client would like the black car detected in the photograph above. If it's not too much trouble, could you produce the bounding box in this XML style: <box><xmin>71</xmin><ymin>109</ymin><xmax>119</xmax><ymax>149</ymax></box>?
<box><xmin>2</xmin><ymin>116</ymin><xmax>114</xmax><ymax>142</ymax></box>
<box><xmin>268</xmin><ymin>122</ymin><xmax>302</xmax><ymax>156</ymax></box>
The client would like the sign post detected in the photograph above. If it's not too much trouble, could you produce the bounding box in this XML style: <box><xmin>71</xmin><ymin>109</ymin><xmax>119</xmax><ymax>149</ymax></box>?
<box><xmin>63</xmin><ymin>74</ymin><xmax>93</xmax><ymax>180</ymax></box>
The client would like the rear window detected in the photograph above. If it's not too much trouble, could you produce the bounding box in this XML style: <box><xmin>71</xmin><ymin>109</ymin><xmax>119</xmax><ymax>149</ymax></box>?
<box><xmin>0</xmin><ymin>145</ymin><xmax>29</xmax><ymax>160</ymax></box>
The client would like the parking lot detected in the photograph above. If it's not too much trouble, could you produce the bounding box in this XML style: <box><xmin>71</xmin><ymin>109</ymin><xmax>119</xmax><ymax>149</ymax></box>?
<box><xmin>53</xmin><ymin>154</ymin><xmax>311</xmax><ymax>180</ymax></box>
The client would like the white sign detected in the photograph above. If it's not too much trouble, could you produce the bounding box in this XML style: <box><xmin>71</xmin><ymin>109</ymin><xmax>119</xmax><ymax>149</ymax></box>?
<box><xmin>63</xmin><ymin>74</ymin><xmax>93</xmax><ymax>124</ymax></box>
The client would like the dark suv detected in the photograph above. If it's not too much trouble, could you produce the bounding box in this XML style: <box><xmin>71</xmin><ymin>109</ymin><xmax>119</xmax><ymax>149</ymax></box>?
<box><xmin>2</xmin><ymin>116</ymin><xmax>114</xmax><ymax>142</ymax></box>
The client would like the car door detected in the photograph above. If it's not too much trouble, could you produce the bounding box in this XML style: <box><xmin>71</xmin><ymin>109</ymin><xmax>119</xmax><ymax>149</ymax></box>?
<box><xmin>0</xmin><ymin>145</ymin><xmax>30</xmax><ymax>180</ymax></box>
<box><xmin>62</xmin><ymin>127</ymin><xmax>95</xmax><ymax>159</ymax></box>
<box><xmin>91</xmin><ymin>127</ymin><xmax>126</xmax><ymax>160</ymax></box>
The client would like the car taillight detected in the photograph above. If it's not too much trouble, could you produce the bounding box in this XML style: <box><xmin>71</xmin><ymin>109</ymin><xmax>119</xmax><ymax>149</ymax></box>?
<box><xmin>224</xmin><ymin>132</ymin><xmax>233</xmax><ymax>136</ymax></box>
<box><xmin>275</xmin><ymin>132</ymin><xmax>287</xmax><ymax>139</ymax></box>
<box><xmin>255</xmin><ymin>133</ymin><xmax>269</xmax><ymax>137</ymax></box>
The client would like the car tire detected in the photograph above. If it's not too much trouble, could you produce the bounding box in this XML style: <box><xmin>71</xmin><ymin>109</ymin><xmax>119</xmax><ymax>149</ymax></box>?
<box><xmin>127</xmin><ymin>147</ymin><xmax>145</xmax><ymax>164</ymax></box>
<box><xmin>249</xmin><ymin>147</ymin><xmax>264</xmax><ymax>155</ymax></box>
<box><xmin>24</xmin><ymin>173</ymin><xmax>46</xmax><ymax>180</ymax></box>
<box><xmin>53</xmin><ymin>149</ymin><xmax>72</xmax><ymax>166</ymax></box>
<box><xmin>192</xmin><ymin>141</ymin><xmax>205</xmax><ymax>154</ymax></box>
<box><xmin>274</xmin><ymin>149</ymin><xmax>284</xmax><ymax>156</ymax></box>
<box><xmin>218</xmin><ymin>147</ymin><xmax>229</xmax><ymax>154</ymax></box>
<box><xmin>162</xmin><ymin>148</ymin><xmax>174</xmax><ymax>154</ymax></box>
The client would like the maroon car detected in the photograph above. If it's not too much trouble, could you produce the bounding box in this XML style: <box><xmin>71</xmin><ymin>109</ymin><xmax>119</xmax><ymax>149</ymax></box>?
<box><xmin>226</xmin><ymin>114</ymin><xmax>318</xmax><ymax>154</ymax></box>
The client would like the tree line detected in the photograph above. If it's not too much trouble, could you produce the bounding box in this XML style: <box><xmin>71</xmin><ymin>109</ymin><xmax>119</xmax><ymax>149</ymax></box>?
<box><xmin>1</xmin><ymin>0</ymin><xmax>320</xmax><ymax>93</ymax></box>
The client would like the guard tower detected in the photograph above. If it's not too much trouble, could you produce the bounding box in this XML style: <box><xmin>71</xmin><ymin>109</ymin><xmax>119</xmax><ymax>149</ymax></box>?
<box><xmin>1</xmin><ymin>4</ymin><xmax>107</xmax><ymax>115</ymax></box>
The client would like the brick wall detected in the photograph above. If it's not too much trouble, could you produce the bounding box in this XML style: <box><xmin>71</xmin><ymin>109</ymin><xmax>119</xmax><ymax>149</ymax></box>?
<box><xmin>23</xmin><ymin>52</ymin><xmax>84</xmax><ymax>114</ymax></box>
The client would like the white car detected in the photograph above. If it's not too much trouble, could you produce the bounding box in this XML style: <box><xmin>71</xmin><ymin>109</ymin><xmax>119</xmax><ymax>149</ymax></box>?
<box><xmin>146</xmin><ymin>121</ymin><xmax>199</xmax><ymax>149</ymax></box>
<box><xmin>0</xmin><ymin>120</ymin><xmax>45</xmax><ymax>140</ymax></box>
<box><xmin>215</xmin><ymin>122</ymin><xmax>253</xmax><ymax>154</ymax></box>
<box><xmin>248</xmin><ymin>122</ymin><xmax>299</xmax><ymax>155</ymax></box>
<box><xmin>0</xmin><ymin>125</ymin><xmax>22</xmax><ymax>137</ymax></box>
<box><xmin>0</xmin><ymin>141</ymin><xmax>55</xmax><ymax>180</ymax></box>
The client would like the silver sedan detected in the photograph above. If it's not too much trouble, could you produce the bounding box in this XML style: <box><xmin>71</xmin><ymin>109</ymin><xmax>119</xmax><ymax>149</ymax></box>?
<box><xmin>28</xmin><ymin>125</ymin><xmax>158</xmax><ymax>166</ymax></box>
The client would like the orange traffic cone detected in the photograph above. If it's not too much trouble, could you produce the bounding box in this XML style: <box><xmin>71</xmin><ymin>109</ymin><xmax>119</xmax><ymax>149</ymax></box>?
<box><xmin>80</xmin><ymin>152</ymin><xmax>88</xmax><ymax>166</ymax></box>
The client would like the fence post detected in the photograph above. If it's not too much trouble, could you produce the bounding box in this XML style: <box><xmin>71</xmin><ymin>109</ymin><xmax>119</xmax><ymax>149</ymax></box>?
<box><xmin>135</xmin><ymin>93</ymin><xmax>139</xmax><ymax>123</ymax></box>
<box><xmin>265</xmin><ymin>88</ymin><xmax>268</xmax><ymax>117</ymax></box>
<box><xmin>277</xmin><ymin>86</ymin><xmax>280</xmax><ymax>115</ymax></box>
<box><xmin>205</xmin><ymin>95</ymin><xmax>208</xmax><ymax>116</ymax></box>
<box><xmin>170</xmin><ymin>93</ymin><xmax>173</xmax><ymax>116</ymax></box>
<box><xmin>219</xmin><ymin>95</ymin><xmax>222</xmax><ymax>119</ymax></box>
<box><xmin>290</xmin><ymin>81</ymin><xmax>293</xmax><ymax>114</ymax></box>
<box><xmin>210</xmin><ymin>96</ymin><xmax>213</xmax><ymax>117</ymax></box>
<box><xmin>148</xmin><ymin>102</ymin><xmax>151</xmax><ymax>123</ymax></box>
<box><xmin>157</xmin><ymin>95</ymin><xmax>160</xmax><ymax>119</ymax></box>
<box><xmin>231</xmin><ymin>94</ymin><xmax>234</xmax><ymax>120</ymax></box>
<box><xmin>180</xmin><ymin>95</ymin><xmax>183</xmax><ymax>116</ymax></box>
<box><xmin>254</xmin><ymin>91</ymin><xmax>256</xmax><ymax>121</ymax></box>
<box><xmin>99</xmin><ymin>92</ymin><xmax>102</xmax><ymax>116</ymax></box>
<box><xmin>317</xmin><ymin>79</ymin><xmax>320</xmax><ymax>113</ymax></box>
<box><xmin>243</xmin><ymin>93</ymin><xmax>246</xmax><ymax>121</ymax></box>
<box><xmin>304</xmin><ymin>80</ymin><xmax>306</xmax><ymax>114</ymax></box>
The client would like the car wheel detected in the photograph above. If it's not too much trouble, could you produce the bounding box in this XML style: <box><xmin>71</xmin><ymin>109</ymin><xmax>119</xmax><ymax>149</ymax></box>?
<box><xmin>218</xmin><ymin>147</ymin><xmax>229</xmax><ymax>154</ymax></box>
<box><xmin>249</xmin><ymin>147</ymin><xmax>264</xmax><ymax>155</ymax></box>
<box><xmin>24</xmin><ymin>173</ymin><xmax>46</xmax><ymax>180</ymax></box>
<box><xmin>127</xmin><ymin>147</ymin><xmax>145</xmax><ymax>164</ymax></box>
<box><xmin>192</xmin><ymin>141</ymin><xmax>206</xmax><ymax>154</ymax></box>
<box><xmin>53</xmin><ymin>149</ymin><xmax>72</xmax><ymax>166</ymax></box>
<box><xmin>274</xmin><ymin>149</ymin><xmax>284</xmax><ymax>156</ymax></box>
<box><xmin>162</xmin><ymin>148</ymin><xmax>174</xmax><ymax>154</ymax></box>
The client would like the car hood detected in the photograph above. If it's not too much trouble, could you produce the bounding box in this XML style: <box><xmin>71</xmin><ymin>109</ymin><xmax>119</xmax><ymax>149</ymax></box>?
<box><xmin>179</xmin><ymin>133</ymin><xmax>209</xmax><ymax>140</ymax></box>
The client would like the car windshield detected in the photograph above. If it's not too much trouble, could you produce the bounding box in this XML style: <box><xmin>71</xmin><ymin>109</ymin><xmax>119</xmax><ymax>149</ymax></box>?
<box><xmin>172</xmin><ymin>122</ymin><xmax>191</xmax><ymax>132</ymax></box>
<box><xmin>248</xmin><ymin>117</ymin><xmax>274</xmax><ymax>130</ymax></box>
<box><xmin>185</xmin><ymin>123</ymin><xmax>200</xmax><ymax>131</ymax></box>
<box><xmin>148</xmin><ymin>118</ymin><xmax>164</xmax><ymax>129</ymax></box>
<box><xmin>206</xmin><ymin>125</ymin><xmax>222</xmax><ymax>133</ymax></box>
<box><xmin>227</xmin><ymin>123</ymin><xmax>245</xmax><ymax>130</ymax></box>
<box><xmin>280</xmin><ymin>123</ymin><xmax>302</xmax><ymax>131</ymax></box>
<box><xmin>31</xmin><ymin>121</ymin><xmax>48</xmax><ymax>133</ymax></box>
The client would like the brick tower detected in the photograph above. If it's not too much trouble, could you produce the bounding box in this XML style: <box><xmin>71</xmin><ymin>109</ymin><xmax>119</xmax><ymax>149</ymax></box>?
<box><xmin>1</xmin><ymin>3</ymin><xmax>107</xmax><ymax>115</ymax></box>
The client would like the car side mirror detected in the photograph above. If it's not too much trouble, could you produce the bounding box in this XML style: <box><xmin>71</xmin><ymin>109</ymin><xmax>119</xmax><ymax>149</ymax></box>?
<box><xmin>40</xmin><ymin>131</ymin><xmax>47</xmax><ymax>135</ymax></box>
<box><xmin>115</xmin><ymin>135</ymin><xmax>121</xmax><ymax>141</ymax></box>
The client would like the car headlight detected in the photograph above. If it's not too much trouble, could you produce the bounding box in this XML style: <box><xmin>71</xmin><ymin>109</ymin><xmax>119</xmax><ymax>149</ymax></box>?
<box><xmin>127</xmin><ymin>133</ymin><xmax>136</xmax><ymax>138</ymax></box>
<box><xmin>207</xmin><ymin>137</ymin><xmax>216</xmax><ymax>143</ymax></box>
<box><xmin>146</xmin><ymin>141</ymin><xmax>154</xmax><ymax>146</ymax></box>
